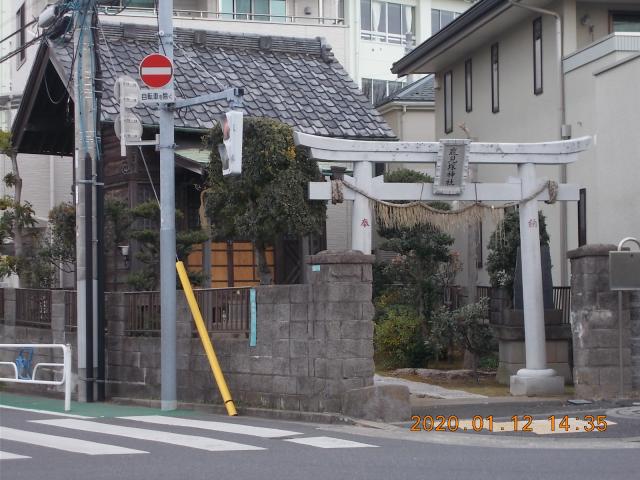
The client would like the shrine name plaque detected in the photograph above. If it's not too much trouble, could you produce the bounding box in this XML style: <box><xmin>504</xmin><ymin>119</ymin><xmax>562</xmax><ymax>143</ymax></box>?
<box><xmin>434</xmin><ymin>139</ymin><xmax>470</xmax><ymax>195</ymax></box>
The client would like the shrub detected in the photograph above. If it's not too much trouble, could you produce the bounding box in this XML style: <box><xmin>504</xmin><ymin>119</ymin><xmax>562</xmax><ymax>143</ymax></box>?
<box><xmin>486</xmin><ymin>209</ymin><xmax>549</xmax><ymax>295</ymax></box>
<box><xmin>374</xmin><ymin>305</ymin><xmax>433</xmax><ymax>369</ymax></box>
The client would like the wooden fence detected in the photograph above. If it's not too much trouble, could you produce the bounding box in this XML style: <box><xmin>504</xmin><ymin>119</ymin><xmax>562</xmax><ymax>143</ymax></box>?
<box><xmin>15</xmin><ymin>289</ymin><xmax>52</xmax><ymax>328</ymax></box>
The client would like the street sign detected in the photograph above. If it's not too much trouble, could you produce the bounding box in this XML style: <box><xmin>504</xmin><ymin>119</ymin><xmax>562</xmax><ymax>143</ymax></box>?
<box><xmin>114</xmin><ymin>76</ymin><xmax>140</xmax><ymax>108</ymax></box>
<box><xmin>140</xmin><ymin>88</ymin><xmax>175</xmax><ymax>104</ymax></box>
<box><xmin>114</xmin><ymin>111</ymin><xmax>143</xmax><ymax>142</ymax></box>
<box><xmin>139</xmin><ymin>53</ymin><xmax>173</xmax><ymax>88</ymax></box>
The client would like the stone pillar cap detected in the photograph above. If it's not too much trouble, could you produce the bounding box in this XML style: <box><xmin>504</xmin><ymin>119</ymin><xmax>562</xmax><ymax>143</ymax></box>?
<box><xmin>306</xmin><ymin>250</ymin><xmax>375</xmax><ymax>265</ymax></box>
<box><xmin>567</xmin><ymin>244</ymin><xmax>619</xmax><ymax>259</ymax></box>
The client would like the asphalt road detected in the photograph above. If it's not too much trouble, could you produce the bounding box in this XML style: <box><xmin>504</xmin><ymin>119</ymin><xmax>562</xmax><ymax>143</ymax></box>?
<box><xmin>1</xmin><ymin>404</ymin><xmax>640</xmax><ymax>480</ymax></box>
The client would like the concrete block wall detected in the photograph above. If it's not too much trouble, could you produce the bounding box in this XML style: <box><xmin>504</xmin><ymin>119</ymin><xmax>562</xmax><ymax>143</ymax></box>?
<box><xmin>106</xmin><ymin>250</ymin><xmax>375</xmax><ymax>413</ymax></box>
<box><xmin>568</xmin><ymin>244</ymin><xmax>635</xmax><ymax>399</ymax></box>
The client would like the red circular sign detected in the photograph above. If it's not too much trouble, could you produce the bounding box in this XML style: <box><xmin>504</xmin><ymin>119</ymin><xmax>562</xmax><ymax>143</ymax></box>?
<box><xmin>139</xmin><ymin>53</ymin><xmax>173</xmax><ymax>88</ymax></box>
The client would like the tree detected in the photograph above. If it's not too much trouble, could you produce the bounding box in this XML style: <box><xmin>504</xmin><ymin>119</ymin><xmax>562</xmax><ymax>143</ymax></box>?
<box><xmin>127</xmin><ymin>200</ymin><xmax>208</xmax><ymax>290</ymax></box>
<box><xmin>376</xmin><ymin>168</ymin><xmax>455</xmax><ymax>325</ymax></box>
<box><xmin>429</xmin><ymin>298</ymin><xmax>496</xmax><ymax>374</ymax></box>
<box><xmin>0</xmin><ymin>130</ymin><xmax>38</xmax><ymax>285</ymax></box>
<box><xmin>486</xmin><ymin>208</ymin><xmax>550</xmax><ymax>295</ymax></box>
<box><xmin>205</xmin><ymin>117</ymin><xmax>325</xmax><ymax>284</ymax></box>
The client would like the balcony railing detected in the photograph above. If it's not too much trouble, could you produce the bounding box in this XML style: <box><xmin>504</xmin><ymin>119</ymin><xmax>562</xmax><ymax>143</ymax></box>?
<box><xmin>360</xmin><ymin>30</ymin><xmax>416</xmax><ymax>46</ymax></box>
<box><xmin>99</xmin><ymin>6</ymin><xmax>344</xmax><ymax>25</ymax></box>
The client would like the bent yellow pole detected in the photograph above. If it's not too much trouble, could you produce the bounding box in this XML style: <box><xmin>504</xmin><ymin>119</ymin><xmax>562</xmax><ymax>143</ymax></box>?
<box><xmin>176</xmin><ymin>261</ymin><xmax>238</xmax><ymax>416</ymax></box>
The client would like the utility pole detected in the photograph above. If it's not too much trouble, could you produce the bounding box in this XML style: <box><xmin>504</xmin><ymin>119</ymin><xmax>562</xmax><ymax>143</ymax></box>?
<box><xmin>74</xmin><ymin>0</ymin><xmax>97</xmax><ymax>402</ymax></box>
<box><xmin>158</xmin><ymin>0</ymin><xmax>177</xmax><ymax>411</ymax></box>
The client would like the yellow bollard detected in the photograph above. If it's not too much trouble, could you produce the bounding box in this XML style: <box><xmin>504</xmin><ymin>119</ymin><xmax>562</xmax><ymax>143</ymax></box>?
<box><xmin>176</xmin><ymin>261</ymin><xmax>238</xmax><ymax>416</ymax></box>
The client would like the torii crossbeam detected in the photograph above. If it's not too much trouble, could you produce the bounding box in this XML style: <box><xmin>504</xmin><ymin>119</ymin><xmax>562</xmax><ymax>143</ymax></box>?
<box><xmin>295</xmin><ymin>132</ymin><xmax>592</xmax><ymax>396</ymax></box>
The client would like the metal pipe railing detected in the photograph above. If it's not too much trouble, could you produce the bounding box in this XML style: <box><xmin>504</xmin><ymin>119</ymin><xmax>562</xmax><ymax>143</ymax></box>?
<box><xmin>0</xmin><ymin>344</ymin><xmax>72</xmax><ymax>411</ymax></box>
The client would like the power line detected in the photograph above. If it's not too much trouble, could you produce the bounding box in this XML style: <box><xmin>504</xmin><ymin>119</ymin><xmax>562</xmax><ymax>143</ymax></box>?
<box><xmin>0</xmin><ymin>33</ymin><xmax>45</xmax><ymax>64</ymax></box>
<box><xmin>0</xmin><ymin>19</ymin><xmax>37</xmax><ymax>44</ymax></box>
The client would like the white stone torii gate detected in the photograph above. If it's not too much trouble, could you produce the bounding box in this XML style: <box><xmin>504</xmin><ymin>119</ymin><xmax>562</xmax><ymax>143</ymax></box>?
<box><xmin>294</xmin><ymin>132</ymin><xmax>592</xmax><ymax>396</ymax></box>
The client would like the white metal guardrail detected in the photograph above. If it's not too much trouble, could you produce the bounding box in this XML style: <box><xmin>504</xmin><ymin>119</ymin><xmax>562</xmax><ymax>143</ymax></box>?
<box><xmin>0</xmin><ymin>344</ymin><xmax>72</xmax><ymax>411</ymax></box>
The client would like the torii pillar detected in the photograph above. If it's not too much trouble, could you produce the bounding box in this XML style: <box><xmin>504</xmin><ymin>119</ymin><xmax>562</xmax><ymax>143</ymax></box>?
<box><xmin>295</xmin><ymin>132</ymin><xmax>592</xmax><ymax>396</ymax></box>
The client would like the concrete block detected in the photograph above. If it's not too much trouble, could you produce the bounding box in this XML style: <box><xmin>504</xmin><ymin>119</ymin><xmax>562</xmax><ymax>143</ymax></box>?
<box><xmin>326</xmin><ymin>302</ymin><xmax>361</xmax><ymax>321</ymax></box>
<box><xmin>249</xmin><ymin>356</ymin><xmax>273</xmax><ymax>375</ymax></box>
<box><xmin>326</xmin><ymin>321</ymin><xmax>341</xmax><ymax>340</ymax></box>
<box><xmin>290</xmin><ymin>303</ymin><xmax>308</xmax><ymax>322</ymax></box>
<box><xmin>574</xmin><ymin>348</ymin><xmax>620</xmax><ymax>367</ymax></box>
<box><xmin>276</xmin><ymin>321</ymin><xmax>290</xmax><ymax>340</ymax></box>
<box><xmin>296</xmin><ymin>377</ymin><xmax>324</xmax><ymax>396</ymax></box>
<box><xmin>509</xmin><ymin>374</ymin><xmax>565</xmax><ymax>396</ymax></box>
<box><xmin>573</xmin><ymin>329</ymin><xmax>619</xmax><ymax>349</ymax></box>
<box><xmin>289</xmin><ymin>340</ymin><xmax>308</xmax><ymax>358</ymax></box>
<box><xmin>319</xmin><ymin>398</ymin><xmax>342</xmax><ymax>413</ymax></box>
<box><xmin>342</xmin><ymin>358</ymin><xmax>374</xmax><ymax>378</ymax></box>
<box><xmin>273</xmin><ymin>304</ymin><xmax>291</xmax><ymax>322</ymax></box>
<box><xmin>230</xmin><ymin>355</ymin><xmax>250</xmax><ymax>373</ymax></box>
<box><xmin>290</xmin><ymin>358</ymin><xmax>309</xmax><ymax>376</ymax></box>
<box><xmin>289</xmin><ymin>321</ymin><xmax>309</xmax><ymax>340</ymax></box>
<box><xmin>342</xmin><ymin>385</ymin><xmax>411</xmax><ymax>422</ymax></box>
<box><xmin>271</xmin><ymin>356</ymin><xmax>290</xmax><ymax>374</ymax></box>
<box><xmin>248</xmin><ymin>374</ymin><xmax>274</xmax><ymax>393</ymax></box>
<box><xmin>308</xmin><ymin>340</ymin><xmax>326</xmax><ymax>358</ymax></box>
<box><xmin>289</xmin><ymin>285</ymin><xmax>311</xmax><ymax>304</ymax></box>
<box><xmin>272</xmin><ymin>339</ymin><xmax>290</xmax><ymax>358</ymax></box>
<box><xmin>313</xmin><ymin>358</ymin><xmax>328</xmax><ymax>378</ymax></box>
<box><xmin>273</xmin><ymin>375</ymin><xmax>298</xmax><ymax>395</ymax></box>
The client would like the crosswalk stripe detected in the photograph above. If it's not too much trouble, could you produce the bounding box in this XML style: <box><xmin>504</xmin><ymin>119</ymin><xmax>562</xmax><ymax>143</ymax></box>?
<box><xmin>0</xmin><ymin>427</ymin><xmax>146</xmax><ymax>455</ymax></box>
<box><xmin>0</xmin><ymin>450</ymin><xmax>31</xmax><ymax>460</ymax></box>
<box><xmin>0</xmin><ymin>405</ymin><xmax>91</xmax><ymax>419</ymax></box>
<box><xmin>284</xmin><ymin>436</ymin><xmax>378</xmax><ymax>449</ymax></box>
<box><xmin>121</xmin><ymin>415</ymin><xmax>303</xmax><ymax>438</ymax></box>
<box><xmin>33</xmin><ymin>419</ymin><xmax>265</xmax><ymax>452</ymax></box>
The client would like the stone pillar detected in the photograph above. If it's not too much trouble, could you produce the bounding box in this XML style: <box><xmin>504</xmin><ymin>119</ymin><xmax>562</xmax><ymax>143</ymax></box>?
<box><xmin>568</xmin><ymin>244</ymin><xmax>633</xmax><ymax>399</ymax></box>
<box><xmin>307</xmin><ymin>250</ymin><xmax>376</xmax><ymax>412</ymax></box>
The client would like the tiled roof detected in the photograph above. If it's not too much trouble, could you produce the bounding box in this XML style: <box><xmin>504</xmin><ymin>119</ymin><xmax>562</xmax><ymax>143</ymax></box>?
<box><xmin>48</xmin><ymin>24</ymin><xmax>395</xmax><ymax>139</ymax></box>
<box><xmin>376</xmin><ymin>75</ymin><xmax>434</xmax><ymax>107</ymax></box>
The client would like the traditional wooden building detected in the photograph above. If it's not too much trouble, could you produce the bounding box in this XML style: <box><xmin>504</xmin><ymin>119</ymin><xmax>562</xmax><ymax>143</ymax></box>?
<box><xmin>11</xmin><ymin>23</ymin><xmax>394</xmax><ymax>290</ymax></box>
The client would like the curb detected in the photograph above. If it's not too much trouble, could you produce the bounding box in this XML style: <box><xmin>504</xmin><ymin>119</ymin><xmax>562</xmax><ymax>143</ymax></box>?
<box><xmin>111</xmin><ymin>397</ymin><xmax>357</xmax><ymax>425</ymax></box>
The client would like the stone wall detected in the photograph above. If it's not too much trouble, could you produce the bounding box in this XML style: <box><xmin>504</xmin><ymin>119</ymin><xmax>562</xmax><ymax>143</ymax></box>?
<box><xmin>568</xmin><ymin>244</ymin><xmax>636</xmax><ymax>399</ymax></box>
<box><xmin>1</xmin><ymin>251</ymin><xmax>376</xmax><ymax>414</ymax></box>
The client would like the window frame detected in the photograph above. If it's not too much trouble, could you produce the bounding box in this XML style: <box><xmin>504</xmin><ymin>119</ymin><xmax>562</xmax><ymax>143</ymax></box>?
<box><xmin>609</xmin><ymin>11</ymin><xmax>640</xmax><ymax>33</ymax></box>
<box><xmin>444</xmin><ymin>70</ymin><xmax>453</xmax><ymax>134</ymax></box>
<box><xmin>533</xmin><ymin>17</ymin><xmax>543</xmax><ymax>95</ymax></box>
<box><xmin>491</xmin><ymin>43</ymin><xmax>499</xmax><ymax>114</ymax></box>
<box><xmin>464</xmin><ymin>59</ymin><xmax>472</xmax><ymax>113</ymax></box>
<box><xmin>360</xmin><ymin>1</ymin><xmax>416</xmax><ymax>45</ymax></box>
<box><xmin>16</xmin><ymin>3</ymin><xmax>26</xmax><ymax>69</ymax></box>
<box><xmin>361</xmin><ymin>77</ymin><xmax>405</xmax><ymax>105</ymax></box>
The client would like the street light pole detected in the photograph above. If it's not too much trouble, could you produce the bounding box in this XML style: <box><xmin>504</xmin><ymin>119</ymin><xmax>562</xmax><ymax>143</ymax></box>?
<box><xmin>158</xmin><ymin>0</ymin><xmax>177</xmax><ymax>411</ymax></box>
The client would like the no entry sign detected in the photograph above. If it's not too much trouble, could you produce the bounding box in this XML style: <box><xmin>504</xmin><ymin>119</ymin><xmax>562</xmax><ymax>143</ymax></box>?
<box><xmin>139</xmin><ymin>53</ymin><xmax>173</xmax><ymax>88</ymax></box>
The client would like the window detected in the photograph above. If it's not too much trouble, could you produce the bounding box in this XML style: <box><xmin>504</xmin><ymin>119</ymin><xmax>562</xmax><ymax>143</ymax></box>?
<box><xmin>361</xmin><ymin>77</ymin><xmax>405</xmax><ymax>105</ymax></box>
<box><xmin>491</xmin><ymin>43</ymin><xmax>499</xmax><ymax>113</ymax></box>
<box><xmin>444</xmin><ymin>71</ymin><xmax>453</xmax><ymax>134</ymax></box>
<box><xmin>361</xmin><ymin>1</ymin><xmax>415</xmax><ymax>45</ymax></box>
<box><xmin>533</xmin><ymin>17</ymin><xmax>543</xmax><ymax>95</ymax></box>
<box><xmin>610</xmin><ymin>12</ymin><xmax>640</xmax><ymax>32</ymax></box>
<box><xmin>220</xmin><ymin>0</ymin><xmax>286</xmax><ymax>21</ymax></box>
<box><xmin>465</xmin><ymin>59</ymin><xmax>472</xmax><ymax>112</ymax></box>
<box><xmin>431</xmin><ymin>9</ymin><xmax>461</xmax><ymax>35</ymax></box>
<box><xmin>16</xmin><ymin>4</ymin><xmax>26</xmax><ymax>67</ymax></box>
